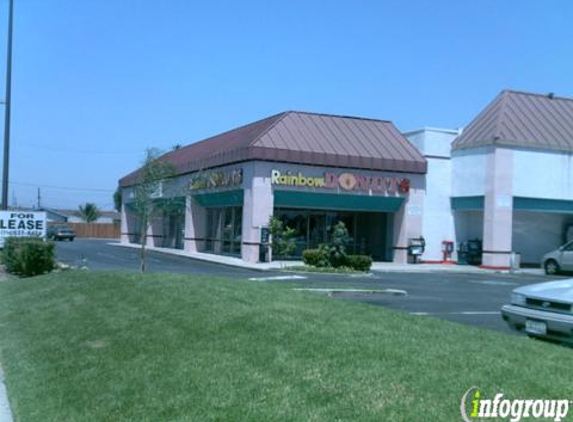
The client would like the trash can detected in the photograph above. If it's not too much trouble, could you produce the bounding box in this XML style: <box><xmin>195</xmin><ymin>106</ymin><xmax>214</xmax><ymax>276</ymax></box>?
<box><xmin>467</xmin><ymin>239</ymin><xmax>482</xmax><ymax>266</ymax></box>
<box><xmin>259</xmin><ymin>227</ymin><xmax>270</xmax><ymax>263</ymax></box>
<box><xmin>510</xmin><ymin>252</ymin><xmax>521</xmax><ymax>270</ymax></box>
<box><xmin>457</xmin><ymin>242</ymin><xmax>469</xmax><ymax>265</ymax></box>
<box><xmin>407</xmin><ymin>237</ymin><xmax>425</xmax><ymax>264</ymax></box>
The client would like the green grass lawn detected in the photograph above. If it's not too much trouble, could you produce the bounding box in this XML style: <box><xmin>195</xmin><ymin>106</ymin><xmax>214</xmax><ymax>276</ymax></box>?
<box><xmin>0</xmin><ymin>271</ymin><xmax>572</xmax><ymax>422</ymax></box>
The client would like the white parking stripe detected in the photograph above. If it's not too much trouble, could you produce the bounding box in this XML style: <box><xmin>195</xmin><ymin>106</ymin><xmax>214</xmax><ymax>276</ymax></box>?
<box><xmin>457</xmin><ymin>311</ymin><xmax>500</xmax><ymax>315</ymax></box>
<box><xmin>410</xmin><ymin>311</ymin><xmax>500</xmax><ymax>316</ymax></box>
<box><xmin>249</xmin><ymin>275</ymin><xmax>307</xmax><ymax>281</ymax></box>
<box><xmin>469</xmin><ymin>280</ymin><xmax>518</xmax><ymax>286</ymax></box>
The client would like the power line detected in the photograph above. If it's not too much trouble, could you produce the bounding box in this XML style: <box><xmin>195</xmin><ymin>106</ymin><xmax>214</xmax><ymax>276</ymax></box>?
<box><xmin>17</xmin><ymin>141</ymin><xmax>142</xmax><ymax>156</ymax></box>
<box><xmin>7</xmin><ymin>180</ymin><xmax>114</xmax><ymax>193</ymax></box>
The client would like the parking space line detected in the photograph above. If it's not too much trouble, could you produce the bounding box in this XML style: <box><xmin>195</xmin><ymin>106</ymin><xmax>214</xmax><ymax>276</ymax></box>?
<box><xmin>469</xmin><ymin>280</ymin><xmax>518</xmax><ymax>286</ymax></box>
<box><xmin>249</xmin><ymin>275</ymin><xmax>307</xmax><ymax>281</ymax></box>
<box><xmin>410</xmin><ymin>311</ymin><xmax>500</xmax><ymax>316</ymax></box>
<box><xmin>457</xmin><ymin>311</ymin><xmax>500</xmax><ymax>315</ymax></box>
<box><xmin>293</xmin><ymin>288</ymin><xmax>407</xmax><ymax>296</ymax></box>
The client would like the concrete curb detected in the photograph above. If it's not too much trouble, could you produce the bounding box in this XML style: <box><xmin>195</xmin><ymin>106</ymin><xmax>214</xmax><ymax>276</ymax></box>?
<box><xmin>109</xmin><ymin>242</ymin><xmax>274</xmax><ymax>272</ymax></box>
<box><xmin>108</xmin><ymin>242</ymin><xmax>544</xmax><ymax>276</ymax></box>
<box><xmin>0</xmin><ymin>367</ymin><xmax>14</xmax><ymax>422</ymax></box>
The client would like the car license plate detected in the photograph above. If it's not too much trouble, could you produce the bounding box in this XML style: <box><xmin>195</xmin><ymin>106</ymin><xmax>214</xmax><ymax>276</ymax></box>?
<box><xmin>525</xmin><ymin>320</ymin><xmax>547</xmax><ymax>335</ymax></box>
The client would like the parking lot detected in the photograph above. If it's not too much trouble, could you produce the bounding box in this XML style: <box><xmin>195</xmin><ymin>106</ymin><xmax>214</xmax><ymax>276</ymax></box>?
<box><xmin>55</xmin><ymin>239</ymin><xmax>563</xmax><ymax>336</ymax></box>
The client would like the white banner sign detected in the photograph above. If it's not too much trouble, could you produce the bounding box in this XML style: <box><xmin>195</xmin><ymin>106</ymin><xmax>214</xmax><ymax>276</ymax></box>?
<box><xmin>0</xmin><ymin>211</ymin><xmax>47</xmax><ymax>247</ymax></box>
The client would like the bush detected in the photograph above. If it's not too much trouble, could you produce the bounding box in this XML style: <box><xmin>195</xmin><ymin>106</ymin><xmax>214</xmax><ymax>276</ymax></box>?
<box><xmin>302</xmin><ymin>248</ymin><xmax>329</xmax><ymax>267</ymax></box>
<box><xmin>346</xmin><ymin>255</ymin><xmax>373</xmax><ymax>272</ymax></box>
<box><xmin>268</xmin><ymin>217</ymin><xmax>297</xmax><ymax>260</ymax></box>
<box><xmin>2</xmin><ymin>237</ymin><xmax>55</xmax><ymax>277</ymax></box>
<box><xmin>329</xmin><ymin>221</ymin><xmax>351</xmax><ymax>267</ymax></box>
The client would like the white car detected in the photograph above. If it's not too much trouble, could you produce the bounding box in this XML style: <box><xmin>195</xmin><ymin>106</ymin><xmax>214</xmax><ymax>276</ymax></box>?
<box><xmin>542</xmin><ymin>241</ymin><xmax>573</xmax><ymax>275</ymax></box>
<box><xmin>501</xmin><ymin>279</ymin><xmax>573</xmax><ymax>343</ymax></box>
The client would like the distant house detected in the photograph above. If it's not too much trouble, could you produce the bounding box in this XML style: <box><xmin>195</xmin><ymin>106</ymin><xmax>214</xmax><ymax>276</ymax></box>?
<box><xmin>37</xmin><ymin>208</ymin><xmax>120</xmax><ymax>224</ymax></box>
<box><xmin>29</xmin><ymin>208</ymin><xmax>68</xmax><ymax>223</ymax></box>
<box><xmin>58</xmin><ymin>209</ymin><xmax>120</xmax><ymax>224</ymax></box>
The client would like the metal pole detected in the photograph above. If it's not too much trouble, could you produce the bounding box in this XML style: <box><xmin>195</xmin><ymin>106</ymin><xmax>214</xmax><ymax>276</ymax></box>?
<box><xmin>1</xmin><ymin>0</ymin><xmax>13</xmax><ymax>210</ymax></box>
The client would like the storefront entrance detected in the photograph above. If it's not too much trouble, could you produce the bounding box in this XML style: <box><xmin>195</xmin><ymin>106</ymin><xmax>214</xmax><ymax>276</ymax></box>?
<box><xmin>205</xmin><ymin>206</ymin><xmax>243</xmax><ymax>256</ymax></box>
<box><xmin>274</xmin><ymin>208</ymin><xmax>391</xmax><ymax>260</ymax></box>
<box><xmin>161</xmin><ymin>212</ymin><xmax>184</xmax><ymax>250</ymax></box>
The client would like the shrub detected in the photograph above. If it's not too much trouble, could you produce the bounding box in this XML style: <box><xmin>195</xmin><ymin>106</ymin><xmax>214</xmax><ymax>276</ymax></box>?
<box><xmin>268</xmin><ymin>217</ymin><xmax>297</xmax><ymax>260</ymax></box>
<box><xmin>329</xmin><ymin>221</ymin><xmax>351</xmax><ymax>267</ymax></box>
<box><xmin>346</xmin><ymin>255</ymin><xmax>373</xmax><ymax>272</ymax></box>
<box><xmin>302</xmin><ymin>248</ymin><xmax>329</xmax><ymax>268</ymax></box>
<box><xmin>2</xmin><ymin>237</ymin><xmax>55</xmax><ymax>277</ymax></box>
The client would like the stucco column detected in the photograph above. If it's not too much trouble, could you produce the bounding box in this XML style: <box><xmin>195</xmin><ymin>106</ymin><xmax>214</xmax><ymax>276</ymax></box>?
<box><xmin>149</xmin><ymin>214</ymin><xmax>162</xmax><ymax>247</ymax></box>
<box><xmin>242</xmin><ymin>165</ymin><xmax>274</xmax><ymax>263</ymax></box>
<box><xmin>120</xmin><ymin>203</ymin><xmax>129</xmax><ymax>243</ymax></box>
<box><xmin>184</xmin><ymin>196</ymin><xmax>206</xmax><ymax>253</ymax></box>
<box><xmin>392</xmin><ymin>188</ymin><xmax>424</xmax><ymax>264</ymax></box>
<box><xmin>481</xmin><ymin>148</ymin><xmax>513</xmax><ymax>269</ymax></box>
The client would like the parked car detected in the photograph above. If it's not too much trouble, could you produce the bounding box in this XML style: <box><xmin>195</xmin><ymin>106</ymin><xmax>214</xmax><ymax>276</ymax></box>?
<box><xmin>47</xmin><ymin>225</ymin><xmax>76</xmax><ymax>241</ymax></box>
<box><xmin>542</xmin><ymin>241</ymin><xmax>573</xmax><ymax>275</ymax></box>
<box><xmin>501</xmin><ymin>279</ymin><xmax>573</xmax><ymax>343</ymax></box>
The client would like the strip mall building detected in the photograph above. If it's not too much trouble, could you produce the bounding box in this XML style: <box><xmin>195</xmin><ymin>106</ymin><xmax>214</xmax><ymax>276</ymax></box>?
<box><xmin>119</xmin><ymin>90</ymin><xmax>573</xmax><ymax>269</ymax></box>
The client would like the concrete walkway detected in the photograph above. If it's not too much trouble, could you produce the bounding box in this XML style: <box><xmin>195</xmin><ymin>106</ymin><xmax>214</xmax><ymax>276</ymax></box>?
<box><xmin>0</xmin><ymin>367</ymin><xmax>13</xmax><ymax>422</ymax></box>
<box><xmin>111</xmin><ymin>242</ymin><xmax>543</xmax><ymax>275</ymax></box>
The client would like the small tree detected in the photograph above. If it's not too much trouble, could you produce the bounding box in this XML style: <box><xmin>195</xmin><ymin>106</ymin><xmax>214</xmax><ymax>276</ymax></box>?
<box><xmin>131</xmin><ymin>148</ymin><xmax>176</xmax><ymax>272</ymax></box>
<box><xmin>268</xmin><ymin>216</ymin><xmax>297</xmax><ymax>261</ymax></box>
<box><xmin>113</xmin><ymin>186</ymin><xmax>122</xmax><ymax>212</ymax></box>
<box><xmin>324</xmin><ymin>221</ymin><xmax>351</xmax><ymax>267</ymax></box>
<box><xmin>78</xmin><ymin>202</ymin><xmax>101</xmax><ymax>223</ymax></box>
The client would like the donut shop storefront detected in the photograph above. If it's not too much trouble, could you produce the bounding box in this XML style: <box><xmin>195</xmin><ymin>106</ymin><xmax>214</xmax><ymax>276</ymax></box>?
<box><xmin>120</xmin><ymin>111</ymin><xmax>427</xmax><ymax>264</ymax></box>
<box><xmin>181</xmin><ymin>160</ymin><xmax>424</xmax><ymax>264</ymax></box>
<box><xmin>269</xmin><ymin>167</ymin><xmax>413</xmax><ymax>261</ymax></box>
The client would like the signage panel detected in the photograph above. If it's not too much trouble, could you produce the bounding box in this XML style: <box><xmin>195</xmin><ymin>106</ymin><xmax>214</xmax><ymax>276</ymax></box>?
<box><xmin>0</xmin><ymin>211</ymin><xmax>47</xmax><ymax>247</ymax></box>
<box><xmin>271</xmin><ymin>169</ymin><xmax>410</xmax><ymax>194</ymax></box>
<box><xmin>190</xmin><ymin>169</ymin><xmax>243</xmax><ymax>190</ymax></box>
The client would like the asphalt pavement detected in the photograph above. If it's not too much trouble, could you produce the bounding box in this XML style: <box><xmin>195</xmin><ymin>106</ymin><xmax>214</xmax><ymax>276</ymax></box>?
<box><xmin>54</xmin><ymin>239</ymin><xmax>564</xmax><ymax>336</ymax></box>
<box><xmin>54</xmin><ymin>238</ymin><xmax>267</xmax><ymax>278</ymax></box>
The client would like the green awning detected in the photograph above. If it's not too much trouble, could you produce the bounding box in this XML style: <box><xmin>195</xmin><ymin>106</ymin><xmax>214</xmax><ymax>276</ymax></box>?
<box><xmin>451</xmin><ymin>196</ymin><xmax>573</xmax><ymax>213</ymax></box>
<box><xmin>125</xmin><ymin>197</ymin><xmax>186</xmax><ymax>211</ymax></box>
<box><xmin>451</xmin><ymin>196</ymin><xmax>484</xmax><ymax>211</ymax></box>
<box><xmin>274</xmin><ymin>190</ymin><xmax>403</xmax><ymax>212</ymax></box>
<box><xmin>193</xmin><ymin>189</ymin><xmax>243</xmax><ymax>207</ymax></box>
<box><xmin>514</xmin><ymin>197</ymin><xmax>573</xmax><ymax>213</ymax></box>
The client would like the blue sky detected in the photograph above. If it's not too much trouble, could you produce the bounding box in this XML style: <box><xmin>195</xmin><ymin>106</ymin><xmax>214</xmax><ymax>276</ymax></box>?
<box><xmin>2</xmin><ymin>0</ymin><xmax>572</xmax><ymax>209</ymax></box>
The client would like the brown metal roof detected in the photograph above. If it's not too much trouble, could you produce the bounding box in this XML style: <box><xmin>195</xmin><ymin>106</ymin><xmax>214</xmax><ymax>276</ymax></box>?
<box><xmin>452</xmin><ymin>90</ymin><xmax>573</xmax><ymax>152</ymax></box>
<box><xmin>120</xmin><ymin>111</ymin><xmax>427</xmax><ymax>187</ymax></box>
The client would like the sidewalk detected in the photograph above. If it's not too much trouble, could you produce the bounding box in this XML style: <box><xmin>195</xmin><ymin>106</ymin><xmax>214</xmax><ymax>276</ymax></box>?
<box><xmin>0</xmin><ymin>367</ymin><xmax>13</xmax><ymax>422</ymax></box>
<box><xmin>111</xmin><ymin>242</ymin><xmax>543</xmax><ymax>275</ymax></box>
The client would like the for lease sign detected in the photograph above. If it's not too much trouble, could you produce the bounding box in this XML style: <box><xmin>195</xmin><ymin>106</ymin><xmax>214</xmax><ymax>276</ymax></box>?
<box><xmin>0</xmin><ymin>211</ymin><xmax>47</xmax><ymax>247</ymax></box>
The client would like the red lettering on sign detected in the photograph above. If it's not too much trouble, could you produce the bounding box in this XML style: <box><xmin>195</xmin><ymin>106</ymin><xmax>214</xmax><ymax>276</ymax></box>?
<box><xmin>325</xmin><ymin>172</ymin><xmax>337</xmax><ymax>188</ymax></box>
<box><xmin>356</xmin><ymin>175</ymin><xmax>369</xmax><ymax>191</ymax></box>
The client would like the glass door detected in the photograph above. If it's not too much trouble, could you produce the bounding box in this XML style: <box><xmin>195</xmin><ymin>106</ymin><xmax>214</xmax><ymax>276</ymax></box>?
<box><xmin>205</xmin><ymin>208</ymin><xmax>222</xmax><ymax>253</ymax></box>
<box><xmin>232</xmin><ymin>207</ymin><xmax>242</xmax><ymax>256</ymax></box>
<box><xmin>308</xmin><ymin>213</ymin><xmax>326</xmax><ymax>249</ymax></box>
<box><xmin>222</xmin><ymin>208</ymin><xmax>234</xmax><ymax>254</ymax></box>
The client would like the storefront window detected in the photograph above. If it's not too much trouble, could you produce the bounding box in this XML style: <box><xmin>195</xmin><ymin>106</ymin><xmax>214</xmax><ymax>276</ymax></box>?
<box><xmin>274</xmin><ymin>208</ymin><xmax>389</xmax><ymax>260</ymax></box>
<box><xmin>205</xmin><ymin>206</ymin><xmax>242</xmax><ymax>257</ymax></box>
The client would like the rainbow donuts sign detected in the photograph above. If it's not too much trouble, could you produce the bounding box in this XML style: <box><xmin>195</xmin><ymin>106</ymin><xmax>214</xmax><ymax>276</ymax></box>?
<box><xmin>271</xmin><ymin>169</ymin><xmax>410</xmax><ymax>194</ymax></box>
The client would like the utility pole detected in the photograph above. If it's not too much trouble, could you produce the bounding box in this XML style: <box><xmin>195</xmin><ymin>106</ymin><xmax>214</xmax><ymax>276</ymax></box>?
<box><xmin>1</xmin><ymin>0</ymin><xmax>13</xmax><ymax>210</ymax></box>
<box><xmin>37</xmin><ymin>187</ymin><xmax>40</xmax><ymax>209</ymax></box>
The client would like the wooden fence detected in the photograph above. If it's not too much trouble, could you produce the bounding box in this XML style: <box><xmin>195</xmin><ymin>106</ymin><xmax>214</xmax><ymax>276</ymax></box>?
<box><xmin>51</xmin><ymin>222</ymin><xmax>120</xmax><ymax>239</ymax></box>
